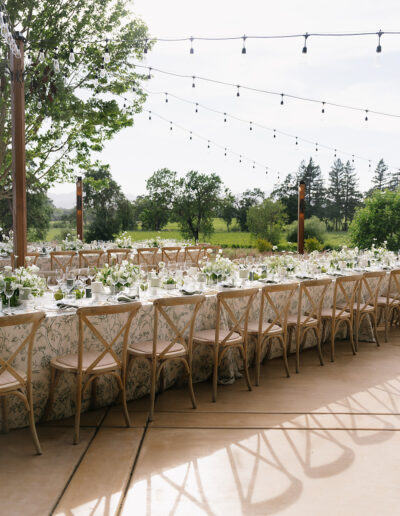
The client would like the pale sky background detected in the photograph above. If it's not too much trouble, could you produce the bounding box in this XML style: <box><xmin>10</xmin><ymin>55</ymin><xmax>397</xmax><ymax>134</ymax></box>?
<box><xmin>49</xmin><ymin>0</ymin><xmax>400</xmax><ymax>207</ymax></box>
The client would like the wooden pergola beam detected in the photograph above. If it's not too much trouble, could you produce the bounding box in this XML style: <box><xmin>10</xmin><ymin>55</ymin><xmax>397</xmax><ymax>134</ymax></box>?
<box><xmin>298</xmin><ymin>181</ymin><xmax>305</xmax><ymax>254</ymax></box>
<box><xmin>11</xmin><ymin>35</ymin><xmax>27</xmax><ymax>268</ymax></box>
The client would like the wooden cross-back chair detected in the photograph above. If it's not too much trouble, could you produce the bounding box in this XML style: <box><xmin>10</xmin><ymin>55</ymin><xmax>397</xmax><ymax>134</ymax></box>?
<box><xmin>127</xmin><ymin>295</ymin><xmax>205</xmax><ymax>421</ymax></box>
<box><xmin>249</xmin><ymin>283</ymin><xmax>298</xmax><ymax>385</ymax></box>
<box><xmin>351</xmin><ymin>271</ymin><xmax>386</xmax><ymax>350</ymax></box>
<box><xmin>321</xmin><ymin>274</ymin><xmax>362</xmax><ymax>362</ymax></box>
<box><xmin>377</xmin><ymin>269</ymin><xmax>400</xmax><ymax>342</ymax></box>
<box><xmin>106</xmin><ymin>248</ymin><xmax>131</xmax><ymax>266</ymax></box>
<box><xmin>78</xmin><ymin>249</ymin><xmax>104</xmax><ymax>268</ymax></box>
<box><xmin>202</xmin><ymin>245</ymin><xmax>222</xmax><ymax>258</ymax></box>
<box><xmin>161</xmin><ymin>247</ymin><xmax>182</xmax><ymax>265</ymax></box>
<box><xmin>24</xmin><ymin>252</ymin><xmax>40</xmax><ymax>267</ymax></box>
<box><xmin>0</xmin><ymin>312</ymin><xmax>45</xmax><ymax>455</ymax></box>
<box><xmin>287</xmin><ymin>278</ymin><xmax>332</xmax><ymax>374</ymax></box>
<box><xmin>184</xmin><ymin>246</ymin><xmax>204</xmax><ymax>269</ymax></box>
<box><xmin>136</xmin><ymin>247</ymin><xmax>159</xmax><ymax>271</ymax></box>
<box><xmin>50</xmin><ymin>251</ymin><xmax>76</xmax><ymax>272</ymax></box>
<box><xmin>45</xmin><ymin>302</ymin><xmax>141</xmax><ymax>444</ymax></box>
<box><xmin>193</xmin><ymin>288</ymin><xmax>258</xmax><ymax>402</ymax></box>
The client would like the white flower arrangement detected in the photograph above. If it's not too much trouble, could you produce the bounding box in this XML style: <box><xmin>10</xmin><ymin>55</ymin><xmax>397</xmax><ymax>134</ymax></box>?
<box><xmin>61</xmin><ymin>233</ymin><xmax>84</xmax><ymax>251</ymax></box>
<box><xmin>263</xmin><ymin>254</ymin><xmax>299</xmax><ymax>273</ymax></box>
<box><xmin>95</xmin><ymin>261</ymin><xmax>140</xmax><ymax>289</ymax></box>
<box><xmin>201</xmin><ymin>255</ymin><xmax>237</xmax><ymax>281</ymax></box>
<box><xmin>0</xmin><ymin>228</ymin><xmax>13</xmax><ymax>255</ymax></box>
<box><xmin>0</xmin><ymin>265</ymin><xmax>46</xmax><ymax>297</ymax></box>
<box><xmin>115</xmin><ymin>231</ymin><xmax>133</xmax><ymax>249</ymax></box>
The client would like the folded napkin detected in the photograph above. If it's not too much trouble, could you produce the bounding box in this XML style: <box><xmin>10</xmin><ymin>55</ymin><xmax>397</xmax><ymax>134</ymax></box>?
<box><xmin>295</xmin><ymin>275</ymin><xmax>314</xmax><ymax>280</ymax></box>
<box><xmin>220</xmin><ymin>284</ymin><xmax>235</xmax><ymax>289</ymax></box>
<box><xmin>180</xmin><ymin>289</ymin><xmax>203</xmax><ymax>295</ymax></box>
<box><xmin>117</xmin><ymin>293</ymin><xmax>138</xmax><ymax>303</ymax></box>
<box><xmin>259</xmin><ymin>278</ymin><xmax>277</xmax><ymax>284</ymax></box>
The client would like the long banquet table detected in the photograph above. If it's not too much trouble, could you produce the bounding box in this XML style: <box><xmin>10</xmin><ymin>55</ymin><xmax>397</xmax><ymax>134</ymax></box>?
<box><xmin>0</xmin><ymin>274</ymin><xmax>384</xmax><ymax>430</ymax></box>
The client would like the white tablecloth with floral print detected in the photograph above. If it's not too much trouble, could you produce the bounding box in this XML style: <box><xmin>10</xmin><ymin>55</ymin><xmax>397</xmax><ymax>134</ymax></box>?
<box><xmin>0</xmin><ymin>277</ymin><xmax>379</xmax><ymax>430</ymax></box>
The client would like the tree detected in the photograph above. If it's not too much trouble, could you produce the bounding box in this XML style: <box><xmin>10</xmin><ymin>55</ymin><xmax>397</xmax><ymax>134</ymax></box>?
<box><xmin>270</xmin><ymin>173</ymin><xmax>298</xmax><ymax>223</ymax></box>
<box><xmin>235</xmin><ymin>188</ymin><xmax>265</xmax><ymax>231</ymax></box>
<box><xmin>341</xmin><ymin>161</ymin><xmax>362</xmax><ymax>230</ymax></box>
<box><xmin>0</xmin><ymin>1</ymin><xmax>150</xmax><ymax>203</ymax></box>
<box><xmin>141</xmin><ymin>169</ymin><xmax>177</xmax><ymax>230</ymax></box>
<box><xmin>370</xmin><ymin>159</ymin><xmax>389</xmax><ymax>193</ymax></box>
<box><xmin>172</xmin><ymin>171</ymin><xmax>222</xmax><ymax>241</ymax></box>
<box><xmin>326</xmin><ymin>159</ymin><xmax>345</xmax><ymax>230</ymax></box>
<box><xmin>83</xmin><ymin>164</ymin><xmax>132</xmax><ymax>241</ymax></box>
<box><xmin>0</xmin><ymin>191</ymin><xmax>53</xmax><ymax>240</ymax></box>
<box><xmin>297</xmin><ymin>158</ymin><xmax>326</xmax><ymax>220</ymax></box>
<box><xmin>246</xmin><ymin>198</ymin><xmax>287</xmax><ymax>244</ymax></box>
<box><xmin>219</xmin><ymin>188</ymin><xmax>236</xmax><ymax>231</ymax></box>
<box><xmin>349</xmin><ymin>190</ymin><xmax>400</xmax><ymax>250</ymax></box>
<box><xmin>388</xmin><ymin>169</ymin><xmax>400</xmax><ymax>192</ymax></box>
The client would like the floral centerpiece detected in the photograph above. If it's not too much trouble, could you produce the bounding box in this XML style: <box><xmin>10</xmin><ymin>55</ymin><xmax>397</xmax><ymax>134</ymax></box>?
<box><xmin>264</xmin><ymin>254</ymin><xmax>299</xmax><ymax>274</ymax></box>
<box><xmin>201</xmin><ymin>255</ymin><xmax>237</xmax><ymax>283</ymax></box>
<box><xmin>0</xmin><ymin>228</ymin><xmax>13</xmax><ymax>255</ymax></box>
<box><xmin>115</xmin><ymin>231</ymin><xmax>134</xmax><ymax>249</ymax></box>
<box><xmin>95</xmin><ymin>261</ymin><xmax>140</xmax><ymax>290</ymax></box>
<box><xmin>61</xmin><ymin>233</ymin><xmax>84</xmax><ymax>251</ymax></box>
<box><xmin>0</xmin><ymin>265</ymin><xmax>46</xmax><ymax>306</ymax></box>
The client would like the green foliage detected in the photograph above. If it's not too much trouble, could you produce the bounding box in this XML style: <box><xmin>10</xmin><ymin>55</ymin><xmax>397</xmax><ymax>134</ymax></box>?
<box><xmin>305</xmin><ymin>237</ymin><xmax>323</xmax><ymax>252</ymax></box>
<box><xmin>142</xmin><ymin>169</ymin><xmax>177</xmax><ymax>230</ymax></box>
<box><xmin>246</xmin><ymin>198</ymin><xmax>287</xmax><ymax>245</ymax></box>
<box><xmin>172</xmin><ymin>171</ymin><xmax>223</xmax><ymax>241</ymax></box>
<box><xmin>219</xmin><ymin>188</ymin><xmax>236</xmax><ymax>231</ymax></box>
<box><xmin>277</xmin><ymin>242</ymin><xmax>298</xmax><ymax>252</ymax></box>
<box><xmin>255</xmin><ymin>238</ymin><xmax>273</xmax><ymax>252</ymax></box>
<box><xmin>0</xmin><ymin>0</ymin><xmax>150</xmax><ymax>202</ymax></box>
<box><xmin>349</xmin><ymin>190</ymin><xmax>400</xmax><ymax>250</ymax></box>
<box><xmin>287</xmin><ymin>216</ymin><xmax>326</xmax><ymax>243</ymax></box>
<box><xmin>271</xmin><ymin>173</ymin><xmax>298</xmax><ymax>223</ymax></box>
<box><xmin>235</xmin><ymin>189</ymin><xmax>265</xmax><ymax>231</ymax></box>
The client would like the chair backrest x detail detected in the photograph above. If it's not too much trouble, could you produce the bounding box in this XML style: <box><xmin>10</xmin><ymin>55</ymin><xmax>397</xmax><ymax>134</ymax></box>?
<box><xmin>161</xmin><ymin>247</ymin><xmax>181</xmax><ymax>265</ymax></box>
<box><xmin>358</xmin><ymin>271</ymin><xmax>386</xmax><ymax>312</ymax></box>
<box><xmin>50</xmin><ymin>251</ymin><xmax>76</xmax><ymax>272</ymax></box>
<box><xmin>386</xmin><ymin>269</ymin><xmax>400</xmax><ymax>307</ymax></box>
<box><xmin>260</xmin><ymin>283</ymin><xmax>298</xmax><ymax>335</ymax></box>
<box><xmin>79</xmin><ymin>250</ymin><xmax>104</xmax><ymax>268</ymax></box>
<box><xmin>332</xmin><ymin>274</ymin><xmax>363</xmax><ymax>318</ymax></box>
<box><xmin>106</xmin><ymin>248</ymin><xmax>131</xmax><ymax>265</ymax></box>
<box><xmin>297</xmin><ymin>278</ymin><xmax>332</xmax><ymax>325</ymax></box>
<box><xmin>136</xmin><ymin>248</ymin><xmax>159</xmax><ymax>270</ymax></box>
<box><xmin>216</xmin><ymin>288</ymin><xmax>258</xmax><ymax>346</ymax></box>
<box><xmin>184</xmin><ymin>246</ymin><xmax>204</xmax><ymax>268</ymax></box>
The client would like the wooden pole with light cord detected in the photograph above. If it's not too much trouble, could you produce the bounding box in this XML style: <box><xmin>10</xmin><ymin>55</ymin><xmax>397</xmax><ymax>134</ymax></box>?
<box><xmin>76</xmin><ymin>177</ymin><xmax>83</xmax><ymax>241</ymax></box>
<box><xmin>298</xmin><ymin>181</ymin><xmax>305</xmax><ymax>254</ymax></box>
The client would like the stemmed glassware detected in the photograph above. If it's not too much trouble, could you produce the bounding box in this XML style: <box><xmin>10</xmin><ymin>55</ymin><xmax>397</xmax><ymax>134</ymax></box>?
<box><xmin>3</xmin><ymin>281</ymin><xmax>16</xmax><ymax>314</ymax></box>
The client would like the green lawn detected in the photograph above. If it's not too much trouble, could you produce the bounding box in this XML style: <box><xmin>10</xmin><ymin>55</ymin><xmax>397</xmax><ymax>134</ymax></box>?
<box><xmin>45</xmin><ymin>218</ymin><xmax>350</xmax><ymax>249</ymax></box>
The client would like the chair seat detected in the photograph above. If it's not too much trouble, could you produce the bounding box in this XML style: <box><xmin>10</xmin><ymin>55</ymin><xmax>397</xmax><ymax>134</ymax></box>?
<box><xmin>128</xmin><ymin>340</ymin><xmax>186</xmax><ymax>358</ymax></box>
<box><xmin>377</xmin><ymin>296</ymin><xmax>400</xmax><ymax>306</ymax></box>
<box><xmin>321</xmin><ymin>308</ymin><xmax>351</xmax><ymax>319</ymax></box>
<box><xmin>0</xmin><ymin>369</ymin><xmax>26</xmax><ymax>392</ymax></box>
<box><xmin>287</xmin><ymin>314</ymin><xmax>318</xmax><ymax>326</ymax></box>
<box><xmin>51</xmin><ymin>351</ymin><xmax>118</xmax><ymax>373</ymax></box>
<box><xmin>342</xmin><ymin>302</ymin><xmax>375</xmax><ymax>312</ymax></box>
<box><xmin>247</xmin><ymin>320</ymin><xmax>283</xmax><ymax>335</ymax></box>
<box><xmin>193</xmin><ymin>328</ymin><xmax>243</xmax><ymax>346</ymax></box>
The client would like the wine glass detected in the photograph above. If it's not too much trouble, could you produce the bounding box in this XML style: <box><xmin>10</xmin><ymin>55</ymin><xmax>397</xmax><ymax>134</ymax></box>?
<box><xmin>3</xmin><ymin>281</ymin><xmax>15</xmax><ymax>314</ymax></box>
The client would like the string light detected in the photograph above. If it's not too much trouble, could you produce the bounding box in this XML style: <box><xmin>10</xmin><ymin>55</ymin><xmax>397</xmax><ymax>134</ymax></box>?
<box><xmin>236</xmin><ymin>85</ymin><xmax>240</xmax><ymax>97</ymax></box>
<box><xmin>190</xmin><ymin>131</ymin><xmax>192</xmax><ymax>140</ymax></box>
<box><xmin>365</xmin><ymin>109</ymin><xmax>369</xmax><ymax>121</ymax></box>
<box><xmin>170</xmin><ymin>121</ymin><xmax>173</xmax><ymax>130</ymax></box>
<box><xmin>315</xmin><ymin>143</ymin><xmax>318</xmax><ymax>152</ymax></box>
<box><xmin>148</xmin><ymin>110</ymin><xmax>152</xmax><ymax>120</ymax></box>
<box><xmin>239</xmin><ymin>155</ymin><xmax>242</xmax><ymax>163</ymax></box>
<box><xmin>224</xmin><ymin>148</ymin><xmax>227</xmax><ymax>156</ymax></box>
<box><xmin>321</xmin><ymin>102</ymin><xmax>325</xmax><ymax>114</ymax></box>
<box><xmin>99</xmin><ymin>64</ymin><xmax>106</xmax><ymax>78</ymax></box>
<box><xmin>295</xmin><ymin>137</ymin><xmax>298</xmax><ymax>145</ymax></box>
<box><xmin>252</xmin><ymin>161</ymin><xmax>255</xmax><ymax>169</ymax></box>
<box><xmin>192</xmin><ymin>76</ymin><xmax>195</xmax><ymax>88</ymax></box>
<box><xmin>302</xmin><ymin>33</ymin><xmax>308</xmax><ymax>54</ymax></box>
<box><xmin>190</xmin><ymin>36</ymin><xmax>194</xmax><ymax>54</ymax></box>
<box><xmin>147</xmin><ymin>67</ymin><xmax>152</xmax><ymax>79</ymax></box>
<box><xmin>195</xmin><ymin>102</ymin><xmax>198</xmax><ymax>113</ymax></box>
<box><xmin>207</xmin><ymin>140</ymin><xmax>210</xmax><ymax>148</ymax></box>
<box><xmin>334</xmin><ymin>149</ymin><xmax>337</xmax><ymax>158</ymax></box>
<box><xmin>249</xmin><ymin>121</ymin><xmax>253</xmax><ymax>131</ymax></box>
<box><xmin>104</xmin><ymin>41</ymin><xmax>110</xmax><ymax>64</ymax></box>
<box><xmin>39</xmin><ymin>47</ymin><xmax>45</xmax><ymax>63</ymax></box>
<box><xmin>376</xmin><ymin>30</ymin><xmax>383</xmax><ymax>53</ymax></box>
<box><xmin>224</xmin><ymin>113</ymin><xmax>227</xmax><ymax>122</ymax></box>
<box><xmin>280</xmin><ymin>94</ymin><xmax>284</xmax><ymax>105</ymax></box>
<box><xmin>242</xmin><ymin>35</ymin><xmax>247</xmax><ymax>54</ymax></box>
<box><xmin>68</xmin><ymin>48</ymin><xmax>75</xmax><ymax>63</ymax></box>
<box><xmin>273</xmin><ymin>129</ymin><xmax>276</xmax><ymax>138</ymax></box>
<box><xmin>144</xmin><ymin>38</ymin><xmax>148</xmax><ymax>54</ymax></box>
<box><xmin>165</xmin><ymin>92</ymin><xmax>168</xmax><ymax>103</ymax></box>
<box><xmin>53</xmin><ymin>52</ymin><xmax>60</xmax><ymax>73</ymax></box>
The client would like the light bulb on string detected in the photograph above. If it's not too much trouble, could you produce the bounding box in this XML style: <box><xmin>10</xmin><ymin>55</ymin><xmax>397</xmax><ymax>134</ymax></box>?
<box><xmin>39</xmin><ymin>47</ymin><xmax>45</xmax><ymax>63</ymax></box>
<box><xmin>265</xmin><ymin>168</ymin><xmax>268</xmax><ymax>175</ymax></box>
<box><xmin>148</xmin><ymin>111</ymin><xmax>152</xmax><ymax>120</ymax></box>
<box><xmin>252</xmin><ymin>161</ymin><xmax>255</xmax><ymax>169</ymax></box>
<box><xmin>376</xmin><ymin>30</ymin><xmax>383</xmax><ymax>53</ymax></box>
<box><xmin>352</xmin><ymin>155</ymin><xmax>355</xmax><ymax>164</ymax></box>
<box><xmin>190</xmin><ymin>36</ymin><xmax>194</xmax><ymax>54</ymax></box>
<box><xmin>189</xmin><ymin>131</ymin><xmax>192</xmax><ymax>140</ymax></box>
<box><xmin>249</xmin><ymin>121</ymin><xmax>253</xmax><ymax>131</ymax></box>
<box><xmin>170</xmin><ymin>121</ymin><xmax>173</xmax><ymax>131</ymax></box>
<box><xmin>239</xmin><ymin>155</ymin><xmax>242</xmax><ymax>163</ymax></box>
<box><xmin>321</xmin><ymin>102</ymin><xmax>325</xmax><ymax>114</ymax></box>
<box><xmin>195</xmin><ymin>102</ymin><xmax>198</xmax><ymax>113</ymax></box>
<box><xmin>99</xmin><ymin>65</ymin><xmax>106</xmax><ymax>78</ymax></box>
<box><xmin>147</xmin><ymin>67</ymin><xmax>152</xmax><ymax>80</ymax></box>
<box><xmin>68</xmin><ymin>48</ymin><xmax>75</xmax><ymax>63</ymax></box>
<box><xmin>334</xmin><ymin>149</ymin><xmax>337</xmax><ymax>158</ymax></box>
<box><xmin>192</xmin><ymin>76</ymin><xmax>195</xmax><ymax>88</ymax></box>
<box><xmin>302</xmin><ymin>33</ymin><xmax>308</xmax><ymax>54</ymax></box>
<box><xmin>280</xmin><ymin>94</ymin><xmax>284</xmax><ymax>105</ymax></box>
<box><xmin>368</xmin><ymin>160</ymin><xmax>371</xmax><ymax>169</ymax></box>
<box><xmin>242</xmin><ymin>35</ymin><xmax>247</xmax><ymax>54</ymax></box>
<box><xmin>315</xmin><ymin>143</ymin><xmax>318</xmax><ymax>152</ymax></box>
<box><xmin>165</xmin><ymin>92</ymin><xmax>168</xmax><ymax>103</ymax></box>
<box><xmin>223</xmin><ymin>113</ymin><xmax>227</xmax><ymax>122</ymax></box>
<box><xmin>144</xmin><ymin>38</ymin><xmax>148</xmax><ymax>54</ymax></box>
<box><xmin>236</xmin><ymin>85</ymin><xmax>240</xmax><ymax>97</ymax></box>
<box><xmin>295</xmin><ymin>137</ymin><xmax>298</xmax><ymax>146</ymax></box>
<box><xmin>103</xmin><ymin>42</ymin><xmax>110</xmax><ymax>64</ymax></box>
<box><xmin>207</xmin><ymin>140</ymin><xmax>210</xmax><ymax>149</ymax></box>
<box><xmin>53</xmin><ymin>53</ymin><xmax>60</xmax><ymax>73</ymax></box>
<box><xmin>37</xmin><ymin>100</ymin><xmax>42</xmax><ymax>108</ymax></box>
<box><xmin>224</xmin><ymin>148</ymin><xmax>227</xmax><ymax>156</ymax></box>
<box><xmin>273</xmin><ymin>129</ymin><xmax>276</xmax><ymax>139</ymax></box>
<box><xmin>365</xmin><ymin>109</ymin><xmax>369</xmax><ymax>121</ymax></box>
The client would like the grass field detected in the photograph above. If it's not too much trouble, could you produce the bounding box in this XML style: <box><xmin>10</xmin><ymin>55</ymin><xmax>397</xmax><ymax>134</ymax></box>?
<box><xmin>46</xmin><ymin>219</ymin><xmax>350</xmax><ymax>249</ymax></box>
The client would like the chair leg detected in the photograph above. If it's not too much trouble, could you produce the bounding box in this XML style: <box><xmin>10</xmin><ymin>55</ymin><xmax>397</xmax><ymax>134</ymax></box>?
<box><xmin>27</xmin><ymin>384</ymin><xmax>42</xmax><ymax>455</ymax></box>
<box><xmin>384</xmin><ymin>307</ymin><xmax>389</xmax><ymax>343</ymax></box>
<box><xmin>282</xmin><ymin>337</ymin><xmax>290</xmax><ymax>378</ymax></box>
<box><xmin>330</xmin><ymin>319</ymin><xmax>335</xmax><ymax>362</ymax></box>
<box><xmin>44</xmin><ymin>367</ymin><xmax>60</xmax><ymax>421</ymax></box>
<box><xmin>240</xmin><ymin>345</ymin><xmax>252</xmax><ymax>392</ymax></box>
<box><xmin>315</xmin><ymin>327</ymin><xmax>324</xmax><ymax>366</ymax></box>
<box><xmin>348</xmin><ymin>319</ymin><xmax>356</xmax><ymax>355</ymax></box>
<box><xmin>212</xmin><ymin>346</ymin><xmax>219</xmax><ymax>403</ymax></box>
<box><xmin>73</xmin><ymin>373</ymin><xmax>82</xmax><ymax>445</ymax></box>
<box><xmin>372</xmin><ymin>313</ymin><xmax>381</xmax><ymax>347</ymax></box>
<box><xmin>295</xmin><ymin>327</ymin><xmax>301</xmax><ymax>374</ymax></box>
<box><xmin>354</xmin><ymin>312</ymin><xmax>360</xmax><ymax>352</ymax></box>
<box><xmin>185</xmin><ymin>359</ymin><xmax>197</xmax><ymax>409</ymax></box>
<box><xmin>1</xmin><ymin>396</ymin><xmax>8</xmax><ymax>434</ymax></box>
<box><xmin>149</xmin><ymin>359</ymin><xmax>157</xmax><ymax>422</ymax></box>
<box><xmin>255</xmin><ymin>335</ymin><xmax>261</xmax><ymax>387</ymax></box>
<box><xmin>120</xmin><ymin>375</ymin><xmax>131</xmax><ymax>428</ymax></box>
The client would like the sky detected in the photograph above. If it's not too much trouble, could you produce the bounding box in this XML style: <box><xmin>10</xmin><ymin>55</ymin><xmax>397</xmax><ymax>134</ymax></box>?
<box><xmin>48</xmin><ymin>0</ymin><xmax>400</xmax><ymax>207</ymax></box>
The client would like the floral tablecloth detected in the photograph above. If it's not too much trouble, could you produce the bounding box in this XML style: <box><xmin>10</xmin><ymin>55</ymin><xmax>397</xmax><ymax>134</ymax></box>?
<box><xmin>0</xmin><ymin>277</ymin><xmax>379</xmax><ymax>430</ymax></box>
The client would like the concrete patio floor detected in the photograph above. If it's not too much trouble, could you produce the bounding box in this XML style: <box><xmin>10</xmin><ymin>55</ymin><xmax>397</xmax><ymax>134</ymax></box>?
<box><xmin>2</xmin><ymin>329</ymin><xmax>400</xmax><ymax>516</ymax></box>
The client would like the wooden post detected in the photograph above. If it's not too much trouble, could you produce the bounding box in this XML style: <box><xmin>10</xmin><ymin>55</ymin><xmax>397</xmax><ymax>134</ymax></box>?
<box><xmin>76</xmin><ymin>176</ymin><xmax>83</xmax><ymax>241</ymax></box>
<box><xmin>298</xmin><ymin>181</ymin><xmax>305</xmax><ymax>254</ymax></box>
<box><xmin>11</xmin><ymin>35</ymin><xmax>27</xmax><ymax>268</ymax></box>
